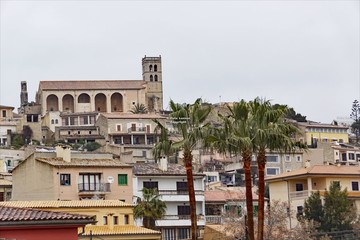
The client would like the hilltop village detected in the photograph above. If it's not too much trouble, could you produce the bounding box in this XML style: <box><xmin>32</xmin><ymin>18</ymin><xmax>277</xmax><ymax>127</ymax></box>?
<box><xmin>0</xmin><ymin>56</ymin><xmax>359</xmax><ymax>240</ymax></box>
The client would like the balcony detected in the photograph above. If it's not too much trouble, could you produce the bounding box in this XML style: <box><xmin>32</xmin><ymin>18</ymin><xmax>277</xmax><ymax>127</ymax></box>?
<box><xmin>78</xmin><ymin>183</ymin><xmax>111</xmax><ymax>194</ymax></box>
<box><xmin>156</xmin><ymin>214</ymin><xmax>206</xmax><ymax>227</ymax></box>
<box><xmin>158</xmin><ymin>190</ymin><xmax>204</xmax><ymax>195</ymax></box>
<box><xmin>162</xmin><ymin>215</ymin><xmax>205</xmax><ymax>220</ymax></box>
<box><xmin>206</xmin><ymin>215</ymin><xmax>223</xmax><ymax>224</ymax></box>
<box><xmin>128</xmin><ymin>127</ymin><xmax>146</xmax><ymax>133</ymax></box>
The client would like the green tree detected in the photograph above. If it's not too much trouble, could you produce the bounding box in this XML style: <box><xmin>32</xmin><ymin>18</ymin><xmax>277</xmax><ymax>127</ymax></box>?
<box><xmin>304</xmin><ymin>191</ymin><xmax>324</xmax><ymax>228</ymax></box>
<box><xmin>130</xmin><ymin>103</ymin><xmax>148</xmax><ymax>114</ymax></box>
<box><xmin>134</xmin><ymin>187</ymin><xmax>166</xmax><ymax>230</ymax></box>
<box><xmin>83</xmin><ymin>142</ymin><xmax>101</xmax><ymax>151</ymax></box>
<box><xmin>11</xmin><ymin>134</ymin><xmax>24</xmax><ymax>149</ymax></box>
<box><xmin>322</xmin><ymin>182</ymin><xmax>355</xmax><ymax>232</ymax></box>
<box><xmin>350</xmin><ymin>100</ymin><xmax>360</xmax><ymax>143</ymax></box>
<box><xmin>22</xmin><ymin>125</ymin><xmax>33</xmax><ymax>144</ymax></box>
<box><xmin>153</xmin><ymin>98</ymin><xmax>211</xmax><ymax>240</ymax></box>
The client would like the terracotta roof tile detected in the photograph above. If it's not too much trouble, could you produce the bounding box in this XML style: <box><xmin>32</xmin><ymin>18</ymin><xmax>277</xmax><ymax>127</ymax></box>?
<box><xmin>80</xmin><ymin>225</ymin><xmax>160</xmax><ymax>236</ymax></box>
<box><xmin>0</xmin><ymin>206</ymin><xmax>95</xmax><ymax>222</ymax></box>
<box><xmin>205</xmin><ymin>187</ymin><xmax>259</xmax><ymax>202</ymax></box>
<box><xmin>133</xmin><ymin>163</ymin><xmax>205</xmax><ymax>176</ymax></box>
<box><xmin>36</xmin><ymin>158</ymin><xmax>131</xmax><ymax>167</ymax></box>
<box><xmin>39</xmin><ymin>80</ymin><xmax>146</xmax><ymax>90</ymax></box>
<box><xmin>0</xmin><ymin>200</ymin><xmax>133</xmax><ymax>208</ymax></box>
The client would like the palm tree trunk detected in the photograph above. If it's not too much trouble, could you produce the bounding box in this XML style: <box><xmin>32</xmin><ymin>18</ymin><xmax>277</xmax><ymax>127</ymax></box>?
<box><xmin>257</xmin><ymin>147</ymin><xmax>266</xmax><ymax>240</ymax></box>
<box><xmin>184</xmin><ymin>148</ymin><xmax>197</xmax><ymax>240</ymax></box>
<box><xmin>243</xmin><ymin>148</ymin><xmax>255</xmax><ymax>240</ymax></box>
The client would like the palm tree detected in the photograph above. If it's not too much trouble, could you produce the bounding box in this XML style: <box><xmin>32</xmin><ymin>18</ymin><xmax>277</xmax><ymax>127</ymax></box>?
<box><xmin>249</xmin><ymin>98</ymin><xmax>301</xmax><ymax>240</ymax></box>
<box><xmin>208</xmin><ymin>100</ymin><xmax>256</xmax><ymax>240</ymax></box>
<box><xmin>130</xmin><ymin>103</ymin><xmax>148</xmax><ymax>114</ymax></box>
<box><xmin>134</xmin><ymin>187</ymin><xmax>167</xmax><ymax>230</ymax></box>
<box><xmin>153</xmin><ymin>98</ymin><xmax>211</xmax><ymax>240</ymax></box>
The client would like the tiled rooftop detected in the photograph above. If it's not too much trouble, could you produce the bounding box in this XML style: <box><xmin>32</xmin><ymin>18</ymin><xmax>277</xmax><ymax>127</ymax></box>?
<box><xmin>0</xmin><ymin>206</ymin><xmax>95</xmax><ymax>222</ymax></box>
<box><xmin>39</xmin><ymin>80</ymin><xmax>145</xmax><ymax>90</ymax></box>
<box><xmin>80</xmin><ymin>225</ymin><xmax>161</xmax><ymax>236</ymax></box>
<box><xmin>133</xmin><ymin>163</ymin><xmax>205</xmax><ymax>176</ymax></box>
<box><xmin>265</xmin><ymin>165</ymin><xmax>360</xmax><ymax>182</ymax></box>
<box><xmin>36</xmin><ymin>158</ymin><xmax>131</xmax><ymax>167</ymax></box>
<box><xmin>205</xmin><ymin>187</ymin><xmax>259</xmax><ymax>202</ymax></box>
<box><xmin>0</xmin><ymin>200</ymin><xmax>133</xmax><ymax>208</ymax></box>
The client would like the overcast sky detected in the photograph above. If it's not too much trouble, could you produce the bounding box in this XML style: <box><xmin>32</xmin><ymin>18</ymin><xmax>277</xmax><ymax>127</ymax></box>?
<box><xmin>1</xmin><ymin>0</ymin><xmax>359</xmax><ymax>123</ymax></box>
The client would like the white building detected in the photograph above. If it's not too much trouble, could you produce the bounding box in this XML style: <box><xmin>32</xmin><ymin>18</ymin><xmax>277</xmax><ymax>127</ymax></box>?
<box><xmin>133</xmin><ymin>159</ymin><xmax>206</xmax><ymax>240</ymax></box>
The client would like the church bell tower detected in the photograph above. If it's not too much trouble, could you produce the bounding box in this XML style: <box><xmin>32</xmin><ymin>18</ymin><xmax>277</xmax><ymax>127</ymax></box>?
<box><xmin>142</xmin><ymin>56</ymin><xmax>163</xmax><ymax>112</ymax></box>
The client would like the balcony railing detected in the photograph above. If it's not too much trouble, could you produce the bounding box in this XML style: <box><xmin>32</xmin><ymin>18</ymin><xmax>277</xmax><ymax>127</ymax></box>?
<box><xmin>78</xmin><ymin>183</ymin><xmax>111</xmax><ymax>193</ymax></box>
<box><xmin>289</xmin><ymin>190</ymin><xmax>309</xmax><ymax>199</ymax></box>
<box><xmin>158</xmin><ymin>190</ymin><xmax>204</xmax><ymax>195</ymax></box>
<box><xmin>206</xmin><ymin>215</ymin><xmax>223</xmax><ymax>224</ymax></box>
<box><xmin>160</xmin><ymin>215</ymin><xmax>205</xmax><ymax>221</ymax></box>
<box><xmin>128</xmin><ymin>127</ymin><xmax>146</xmax><ymax>133</ymax></box>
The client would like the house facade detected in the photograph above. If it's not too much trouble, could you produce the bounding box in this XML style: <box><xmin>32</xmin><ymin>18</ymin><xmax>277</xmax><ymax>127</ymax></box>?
<box><xmin>266</xmin><ymin>165</ymin><xmax>360</xmax><ymax>227</ymax></box>
<box><xmin>0</xmin><ymin>200</ymin><xmax>161</xmax><ymax>240</ymax></box>
<box><xmin>12</xmin><ymin>146</ymin><xmax>133</xmax><ymax>202</ymax></box>
<box><xmin>133</xmin><ymin>159</ymin><xmax>206</xmax><ymax>240</ymax></box>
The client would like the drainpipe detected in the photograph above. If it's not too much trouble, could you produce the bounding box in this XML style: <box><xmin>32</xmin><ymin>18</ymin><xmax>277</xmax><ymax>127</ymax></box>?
<box><xmin>286</xmin><ymin>180</ymin><xmax>292</xmax><ymax>229</ymax></box>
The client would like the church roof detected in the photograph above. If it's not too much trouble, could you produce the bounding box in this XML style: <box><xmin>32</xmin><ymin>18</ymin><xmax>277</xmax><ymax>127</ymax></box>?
<box><xmin>39</xmin><ymin>80</ymin><xmax>146</xmax><ymax>91</ymax></box>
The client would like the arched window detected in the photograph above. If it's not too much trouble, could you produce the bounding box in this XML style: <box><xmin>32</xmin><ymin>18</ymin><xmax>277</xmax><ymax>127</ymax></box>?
<box><xmin>55</xmin><ymin>119</ymin><xmax>58</xmax><ymax>124</ymax></box>
<box><xmin>150</xmin><ymin>75</ymin><xmax>153</xmax><ymax>82</ymax></box>
<box><xmin>154</xmin><ymin>65</ymin><xmax>158</xmax><ymax>72</ymax></box>
<box><xmin>154</xmin><ymin>75</ymin><xmax>158</xmax><ymax>81</ymax></box>
<box><xmin>51</xmin><ymin>120</ymin><xmax>54</xmax><ymax>124</ymax></box>
<box><xmin>149</xmin><ymin>65</ymin><xmax>153</xmax><ymax>72</ymax></box>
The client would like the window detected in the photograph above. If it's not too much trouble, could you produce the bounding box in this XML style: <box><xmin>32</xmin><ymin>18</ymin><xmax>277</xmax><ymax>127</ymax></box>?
<box><xmin>116</xmin><ymin>124</ymin><xmax>122</xmax><ymax>132</ymax></box>
<box><xmin>89</xmin><ymin>131</ymin><xmax>92</xmax><ymax>134</ymax></box>
<box><xmin>176</xmin><ymin>182</ymin><xmax>188</xmax><ymax>193</ymax></box>
<box><xmin>83</xmin><ymin>116</ymin><xmax>88</xmax><ymax>125</ymax></box>
<box><xmin>77</xmin><ymin>131</ymin><xmax>80</xmax><ymax>135</ymax></box>
<box><xmin>349</xmin><ymin>153</ymin><xmax>355</xmax><ymax>160</ymax></box>
<box><xmin>143</xmin><ymin>181</ymin><xmax>158</xmax><ymax>190</ymax></box>
<box><xmin>154</xmin><ymin>64</ymin><xmax>157</xmax><ymax>72</ymax></box>
<box><xmin>149</xmin><ymin>65</ymin><xmax>153</xmax><ymax>72</ymax></box>
<box><xmin>178</xmin><ymin>205</ymin><xmax>190</xmax><ymax>216</ymax></box>
<box><xmin>150</xmin><ymin>75</ymin><xmax>153</xmax><ymax>81</ymax></box>
<box><xmin>103</xmin><ymin>216</ymin><xmax>108</xmax><ymax>225</ymax></box>
<box><xmin>2</xmin><ymin>110</ymin><xmax>6</xmax><ymax>118</ymax></box>
<box><xmin>296</xmin><ymin>156</ymin><xmax>302</xmax><ymax>162</ymax></box>
<box><xmin>154</xmin><ymin>75</ymin><xmax>158</xmax><ymax>81</ymax></box>
<box><xmin>113</xmin><ymin>216</ymin><xmax>118</xmax><ymax>225</ymax></box>
<box><xmin>55</xmin><ymin>119</ymin><xmax>58</xmax><ymax>124</ymax></box>
<box><xmin>163</xmin><ymin>228</ymin><xmax>175</xmax><ymax>240</ymax></box>
<box><xmin>178</xmin><ymin>228</ymin><xmax>190</xmax><ymax>240</ymax></box>
<box><xmin>297</xmin><ymin>206</ymin><xmax>304</xmax><ymax>217</ymax></box>
<box><xmin>285</xmin><ymin>155</ymin><xmax>291</xmax><ymax>162</ymax></box>
<box><xmin>78</xmin><ymin>173</ymin><xmax>101</xmax><ymax>191</ymax></box>
<box><xmin>124</xmin><ymin>214</ymin><xmax>129</xmax><ymax>224</ymax></box>
<box><xmin>266</xmin><ymin>167</ymin><xmax>279</xmax><ymax>176</ymax></box>
<box><xmin>60</xmin><ymin>174</ymin><xmax>71</xmax><ymax>186</ymax></box>
<box><xmin>266</xmin><ymin>155</ymin><xmax>278</xmax><ymax>163</ymax></box>
<box><xmin>118</xmin><ymin>174</ymin><xmax>128</xmax><ymax>185</ymax></box>
<box><xmin>51</xmin><ymin>119</ymin><xmax>54</xmax><ymax>124</ymax></box>
<box><xmin>295</xmin><ymin>183</ymin><xmax>304</xmax><ymax>191</ymax></box>
<box><xmin>352</xmin><ymin>181</ymin><xmax>359</xmax><ymax>191</ymax></box>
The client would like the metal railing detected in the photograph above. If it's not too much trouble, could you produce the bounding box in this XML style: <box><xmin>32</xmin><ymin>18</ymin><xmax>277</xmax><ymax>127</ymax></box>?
<box><xmin>158</xmin><ymin>190</ymin><xmax>204</xmax><ymax>195</ymax></box>
<box><xmin>206</xmin><ymin>215</ymin><xmax>223</xmax><ymax>224</ymax></box>
<box><xmin>128</xmin><ymin>127</ymin><xmax>146</xmax><ymax>133</ymax></box>
<box><xmin>78</xmin><ymin>183</ymin><xmax>110</xmax><ymax>192</ymax></box>
<box><xmin>160</xmin><ymin>215</ymin><xmax>205</xmax><ymax>221</ymax></box>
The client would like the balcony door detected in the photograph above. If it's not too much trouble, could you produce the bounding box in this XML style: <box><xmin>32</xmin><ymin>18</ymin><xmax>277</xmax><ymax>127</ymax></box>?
<box><xmin>79</xmin><ymin>173</ymin><xmax>101</xmax><ymax>191</ymax></box>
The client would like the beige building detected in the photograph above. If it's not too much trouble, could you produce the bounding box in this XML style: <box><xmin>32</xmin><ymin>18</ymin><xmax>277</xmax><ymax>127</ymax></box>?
<box><xmin>0</xmin><ymin>200</ymin><xmax>161</xmax><ymax>240</ymax></box>
<box><xmin>266</xmin><ymin>165</ymin><xmax>360</xmax><ymax>227</ymax></box>
<box><xmin>12</xmin><ymin>146</ymin><xmax>133</xmax><ymax>202</ymax></box>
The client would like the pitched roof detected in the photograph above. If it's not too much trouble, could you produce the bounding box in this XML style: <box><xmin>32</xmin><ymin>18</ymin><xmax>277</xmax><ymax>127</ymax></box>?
<box><xmin>36</xmin><ymin>158</ymin><xmax>131</xmax><ymax>167</ymax></box>
<box><xmin>265</xmin><ymin>165</ymin><xmax>360</xmax><ymax>182</ymax></box>
<box><xmin>80</xmin><ymin>225</ymin><xmax>161</xmax><ymax>236</ymax></box>
<box><xmin>0</xmin><ymin>200</ymin><xmax>133</xmax><ymax>208</ymax></box>
<box><xmin>133</xmin><ymin>163</ymin><xmax>205</xmax><ymax>176</ymax></box>
<box><xmin>39</xmin><ymin>80</ymin><xmax>146</xmax><ymax>91</ymax></box>
<box><xmin>0</xmin><ymin>206</ymin><xmax>95</xmax><ymax>223</ymax></box>
<box><xmin>0</xmin><ymin>105</ymin><xmax>14</xmax><ymax>110</ymax></box>
<box><xmin>100</xmin><ymin>113</ymin><xmax>166</xmax><ymax>119</ymax></box>
<box><xmin>205</xmin><ymin>187</ymin><xmax>259</xmax><ymax>202</ymax></box>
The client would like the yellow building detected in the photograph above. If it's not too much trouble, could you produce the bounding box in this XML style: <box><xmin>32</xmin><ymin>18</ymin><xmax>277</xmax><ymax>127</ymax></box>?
<box><xmin>296</xmin><ymin>121</ymin><xmax>349</xmax><ymax>145</ymax></box>
<box><xmin>266</xmin><ymin>165</ymin><xmax>360</xmax><ymax>228</ymax></box>
<box><xmin>0</xmin><ymin>200</ymin><xmax>161</xmax><ymax>240</ymax></box>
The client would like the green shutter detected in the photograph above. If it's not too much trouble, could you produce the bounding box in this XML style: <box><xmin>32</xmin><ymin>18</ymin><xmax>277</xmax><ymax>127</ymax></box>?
<box><xmin>118</xmin><ymin>174</ymin><xmax>128</xmax><ymax>185</ymax></box>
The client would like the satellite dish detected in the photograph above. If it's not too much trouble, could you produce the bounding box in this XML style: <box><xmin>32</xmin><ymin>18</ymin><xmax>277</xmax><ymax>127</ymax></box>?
<box><xmin>107</xmin><ymin>176</ymin><xmax>114</xmax><ymax>183</ymax></box>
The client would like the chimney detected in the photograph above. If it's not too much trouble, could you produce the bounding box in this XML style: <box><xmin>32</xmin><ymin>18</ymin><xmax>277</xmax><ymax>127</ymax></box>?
<box><xmin>159</xmin><ymin>156</ymin><xmax>168</xmax><ymax>171</ymax></box>
<box><xmin>55</xmin><ymin>145</ymin><xmax>71</xmax><ymax>162</ymax></box>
